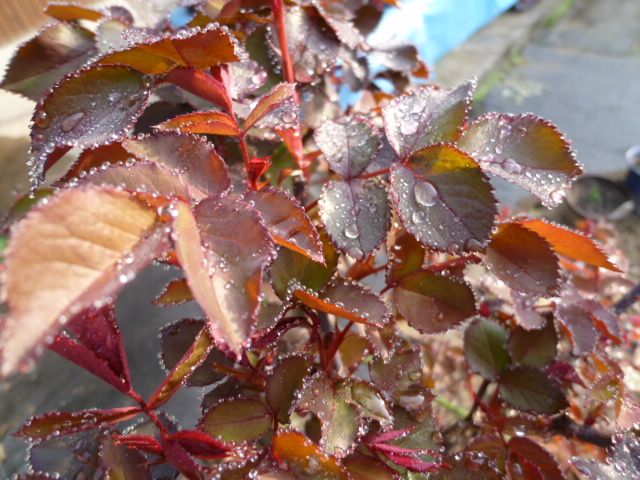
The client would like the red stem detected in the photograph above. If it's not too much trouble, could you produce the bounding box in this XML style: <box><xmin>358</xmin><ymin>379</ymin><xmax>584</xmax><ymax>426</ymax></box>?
<box><xmin>324</xmin><ymin>321</ymin><xmax>354</xmax><ymax>373</ymax></box>
<box><xmin>358</xmin><ymin>168</ymin><xmax>390</xmax><ymax>180</ymax></box>
<box><xmin>425</xmin><ymin>254</ymin><xmax>481</xmax><ymax>273</ymax></box>
<box><xmin>271</xmin><ymin>0</ymin><xmax>296</xmax><ymax>85</ymax></box>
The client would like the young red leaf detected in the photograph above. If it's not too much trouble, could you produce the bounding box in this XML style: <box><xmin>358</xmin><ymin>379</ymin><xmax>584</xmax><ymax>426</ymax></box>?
<box><xmin>508</xmin><ymin>320</ymin><xmax>558</xmax><ymax>367</ymax></box>
<box><xmin>390</xmin><ymin>144</ymin><xmax>497</xmax><ymax>252</ymax></box>
<box><xmin>0</xmin><ymin>23</ymin><xmax>96</xmax><ymax>101</ymax></box>
<box><xmin>394</xmin><ymin>271</ymin><xmax>477</xmax><ymax>333</ymax></box>
<box><xmin>314</xmin><ymin>116</ymin><xmax>383</xmax><ymax>179</ymax></box>
<box><xmin>486</xmin><ymin>223</ymin><xmax>560</xmax><ymax>296</ymax></box>
<box><xmin>507</xmin><ymin>436</ymin><xmax>564</xmax><ymax>480</ymax></box>
<box><xmin>169</xmin><ymin>430</ymin><xmax>229</xmax><ymax>459</ymax></box>
<box><xmin>0</xmin><ymin>186</ymin><xmax>166</xmax><ymax>377</ymax></box>
<box><xmin>45</xmin><ymin>3</ymin><xmax>105</xmax><ymax>21</ymax></box>
<box><xmin>123</xmin><ymin>132</ymin><xmax>231</xmax><ymax>200</ymax></box>
<box><xmin>498</xmin><ymin>365</ymin><xmax>568</xmax><ymax>414</ymax></box>
<box><xmin>464</xmin><ymin>318</ymin><xmax>510</xmax><ymax>380</ymax></box>
<box><xmin>112</xmin><ymin>434</ymin><xmax>163</xmax><ymax>455</ymax></box>
<box><xmin>273</xmin><ymin>430</ymin><xmax>349</xmax><ymax>480</ymax></box>
<box><xmin>319</xmin><ymin>179</ymin><xmax>390</xmax><ymax>260</ymax></box>
<box><xmin>382</xmin><ymin>80</ymin><xmax>475</xmax><ymax>158</ymax></box>
<box><xmin>101</xmin><ymin>435</ymin><xmax>152</xmax><ymax>480</ymax></box>
<box><xmin>160</xmin><ymin>318</ymin><xmax>231</xmax><ymax>387</ymax></box>
<box><xmin>156</xmin><ymin>110</ymin><xmax>240</xmax><ymax>136</ymax></box>
<box><xmin>154</xmin><ymin>278</ymin><xmax>194</xmax><ymax>306</ymax></box>
<box><xmin>274</xmin><ymin>7</ymin><xmax>341</xmax><ymax>84</ymax></box>
<box><xmin>171</xmin><ymin>197</ymin><xmax>274</xmax><ymax>356</ymax></box>
<box><xmin>243</xmin><ymin>83</ymin><xmax>297</xmax><ymax>132</ymax></box>
<box><xmin>163</xmin><ymin>441</ymin><xmax>204</xmax><ymax>480</ymax></box>
<box><xmin>266</xmin><ymin>354</ymin><xmax>311</xmax><ymax>423</ymax></box>
<box><xmin>245</xmin><ymin>187</ymin><xmax>323</xmax><ymax>263</ymax></box>
<box><xmin>16</xmin><ymin>407</ymin><xmax>140</xmax><ymax>441</ymax></box>
<box><xmin>98</xmin><ymin>25</ymin><xmax>240</xmax><ymax>74</ymax></box>
<box><xmin>458</xmin><ymin>113</ymin><xmax>582</xmax><ymax>207</ymax></box>
<box><xmin>148</xmin><ymin>324</ymin><xmax>214</xmax><ymax>408</ymax></box>
<box><xmin>518</xmin><ymin>218</ymin><xmax>619</xmax><ymax>271</ymax></box>
<box><xmin>29</xmin><ymin>65</ymin><xmax>150</xmax><ymax>181</ymax></box>
<box><xmin>201</xmin><ymin>398</ymin><xmax>272</xmax><ymax>442</ymax></box>
<box><xmin>164</xmin><ymin>67</ymin><xmax>232</xmax><ymax>111</ymax></box>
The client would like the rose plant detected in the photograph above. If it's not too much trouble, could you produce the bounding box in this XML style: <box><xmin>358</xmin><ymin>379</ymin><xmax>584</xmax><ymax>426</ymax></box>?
<box><xmin>0</xmin><ymin>1</ymin><xmax>638</xmax><ymax>479</ymax></box>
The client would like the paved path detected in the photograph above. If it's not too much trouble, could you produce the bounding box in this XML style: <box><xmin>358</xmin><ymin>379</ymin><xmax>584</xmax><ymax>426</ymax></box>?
<box><xmin>477</xmin><ymin>0</ymin><xmax>640</xmax><ymax>205</ymax></box>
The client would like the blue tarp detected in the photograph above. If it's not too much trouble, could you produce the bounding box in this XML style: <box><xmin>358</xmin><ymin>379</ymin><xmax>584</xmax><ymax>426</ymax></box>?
<box><xmin>369</xmin><ymin>0</ymin><xmax>518</xmax><ymax>68</ymax></box>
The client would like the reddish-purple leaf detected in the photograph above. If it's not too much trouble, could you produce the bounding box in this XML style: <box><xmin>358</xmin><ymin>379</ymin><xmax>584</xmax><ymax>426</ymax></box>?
<box><xmin>101</xmin><ymin>435</ymin><xmax>152</xmax><ymax>479</ymax></box>
<box><xmin>382</xmin><ymin>80</ymin><xmax>475</xmax><ymax>158</ymax></box>
<box><xmin>394</xmin><ymin>271</ymin><xmax>477</xmax><ymax>333</ymax></box>
<box><xmin>390</xmin><ymin>144</ymin><xmax>497</xmax><ymax>252</ymax></box>
<box><xmin>98</xmin><ymin>24</ymin><xmax>240</xmax><ymax>75</ymax></box>
<box><xmin>266</xmin><ymin>354</ymin><xmax>312</xmax><ymax>423</ymax></box>
<box><xmin>273</xmin><ymin>7</ymin><xmax>341</xmax><ymax>84</ymax></box>
<box><xmin>512</xmin><ymin>291</ymin><xmax>547</xmax><ymax>330</ymax></box>
<box><xmin>123</xmin><ymin>132</ymin><xmax>231</xmax><ymax>200</ymax></box>
<box><xmin>383</xmin><ymin>451</ymin><xmax>443</xmax><ymax>473</ymax></box>
<box><xmin>508</xmin><ymin>320</ymin><xmax>558</xmax><ymax>367</ymax></box>
<box><xmin>29</xmin><ymin>430</ymin><xmax>102</xmax><ymax>478</ymax></box>
<box><xmin>30</xmin><ymin>65</ymin><xmax>150</xmax><ymax>182</ymax></box>
<box><xmin>164</xmin><ymin>67</ymin><xmax>232</xmax><ymax>111</ymax></box>
<box><xmin>486</xmin><ymin>223</ymin><xmax>560</xmax><ymax>296</ymax></box>
<box><xmin>245</xmin><ymin>187</ymin><xmax>323</xmax><ymax>263</ymax></box>
<box><xmin>156</xmin><ymin>110</ymin><xmax>240</xmax><ymax>136</ymax></box>
<box><xmin>0</xmin><ymin>186</ymin><xmax>166</xmax><ymax>378</ymax></box>
<box><xmin>0</xmin><ymin>23</ymin><xmax>96</xmax><ymax>101</ymax></box>
<box><xmin>314</xmin><ymin>116</ymin><xmax>383</xmax><ymax>179</ymax></box>
<box><xmin>314</xmin><ymin>0</ymin><xmax>363</xmax><ymax>49</ymax></box>
<box><xmin>62</xmin><ymin>142</ymin><xmax>131</xmax><ymax>182</ymax></box>
<box><xmin>387</xmin><ymin>231</ymin><xmax>426</xmax><ymax>285</ymax></box>
<box><xmin>170</xmin><ymin>430</ymin><xmax>229</xmax><ymax>459</ymax></box>
<box><xmin>319</xmin><ymin>179</ymin><xmax>390</xmax><ymax>259</ymax></box>
<box><xmin>459</xmin><ymin>113</ymin><xmax>582</xmax><ymax>207</ymax></box>
<box><xmin>243</xmin><ymin>82</ymin><xmax>297</xmax><ymax>132</ymax></box>
<box><xmin>498</xmin><ymin>365</ymin><xmax>568</xmax><ymax>414</ymax></box>
<box><xmin>112</xmin><ymin>434</ymin><xmax>163</xmax><ymax>455</ymax></box>
<box><xmin>49</xmin><ymin>333</ymin><xmax>131</xmax><ymax>393</ymax></box>
<box><xmin>344</xmin><ymin>453</ymin><xmax>398</xmax><ymax>480</ymax></box>
<box><xmin>507</xmin><ymin>437</ymin><xmax>564</xmax><ymax>480</ymax></box>
<box><xmin>163</xmin><ymin>440</ymin><xmax>204</xmax><ymax>480</ymax></box>
<box><xmin>148</xmin><ymin>324</ymin><xmax>214</xmax><ymax>408</ymax></box>
<box><xmin>16</xmin><ymin>407</ymin><xmax>140</xmax><ymax>441</ymax></box>
<box><xmin>171</xmin><ymin>196</ymin><xmax>274</xmax><ymax>356</ymax></box>
<box><xmin>555</xmin><ymin>303</ymin><xmax>599</xmax><ymax>355</ymax></box>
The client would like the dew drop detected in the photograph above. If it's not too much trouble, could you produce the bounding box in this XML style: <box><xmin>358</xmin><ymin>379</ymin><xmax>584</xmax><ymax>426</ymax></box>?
<box><xmin>413</xmin><ymin>181</ymin><xmax>438</xmax><ymax>207</ymax></box>
<box><xmin>33</xmin><ymin>110</ymin><xmax>50</xmax><ymax>128</ymax></box>
<box><xmin>412</xmin><ymin>210</ymin><xmax>425</xmax><ymax>224</ymax></box>
<box><xmin>502</xmin><ymin>158</ymin><xmax>522</xmax><ymax>175</ymax></box>
<box><xmin>61</xmin><ymin>111</ymin><xmax>85</xmax><ymax>132</ymax></box>
<box><xmin>344</xmin><ymin>223</ymin><xmax>360</xmax><ymax>239</ymax></box>
<box><xmin>400</xmin><ymin>117</ymin><xmax>418</xmax><ymax>135</ymax></box>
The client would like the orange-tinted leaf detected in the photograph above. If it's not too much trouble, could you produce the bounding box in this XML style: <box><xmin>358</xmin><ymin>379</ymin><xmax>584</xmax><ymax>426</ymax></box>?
<box><xmin>394</xmin><ymin>271</ymin><xmax>477</xmax><ymax>333</ymax></box>
<box><xmin>293</xmin><ymin>280</ymin><xmax>390</xmax><ymax>327</ymax></box>
<box><xmin>273</xmin><ymin>430</ymin><xmax>349</xmax><ymax>479</ymax></box>
<box><xmin>45</xmin><ymin>3</ymin><xmax>104</xmax><ymax>21</ymax></box>
<box><xmin>164</xmin><ymin>68</ymin><xmax>232</xmax><ymax>111</ymax></box>
<box><xmin>519</xmin><ymin>218</ymin><xmax>619</xmax><ymax>271</ymax></box>
<box><xmin>123</xmin><ymin>132</ymin><xmax>231</xmax><ymax>200</ymax></box>
<box><xmin>0</xmin><ymin>186</ymin><xmax>165</xmax><ymax>377</ymax></box>
<box><xmin>459</xmin><ymin>114</ymin><xmax>582</xmax><ymax>207</ymax></box>
<box><xmin>154</xmin><ymin>278</ymin><xmax>194</xmax><ymax>306</ymax></box>
<box><xmin>148</xmin><ymin>324</ymin><xmax>214</xmax><ymax>408</ymax></box>
<box><xmin>156</xmin><ymin>110</ymin><xmax>240</xmax><ymax>136</ymax></box>
<box><xmin>201</xmin><ymin>398</ymin><xmax>272</xmax><ymax>442</ymax></box>
<box><xmin>17</xmin><ymin>407</ymin><xmax>140</xmax><ymax>441</ymax></box>
<box><xmin>387</xmin><ymin>231</ymin><xmax>426</xmax><ymax>285</ymax></box>
<box><xmin>486</xmin><ymin>223</ymin><xmax>560</xmax><ymax>296</ymax></box>
<box><xmin>0</xmin><ymin>23</ymin><xmax>96</xmax><ymax>101</ymax></box>
<box><xmin>245</xmin><ymin>187</ymin><xmax>323</xmax><ymax>263</ymax></box>
<box><xmin>390</xmin><ymin>145</ymin><xmax>497</xmax><ymax>252</ymax></box>
<box><xmin>344</xmin><ymin>454</ymin><xmax>398</xmax><ymax>480</ymax></box>
<box><xmin>63</xmin><ymin>143</ymin><xmax>130</xmax><ymax>182</ymax></box>
<box><xmin>383</xmin><ymin>80</ymin><xmax>475</xmax><ymax>158</ymax></box>
<box><xmin>98</xmin><ymin>24</ymin><xmax>240</xmax><ymax>74</ymax></box>
<box><xmin>243</xmin><ymin>83</ymin><xmax>297</xmax><ymax>131</ymax></box>
<box><xmin>172</xmin><ymin>197</ymin><xmax>274</xmax><ymax>356</ymax></box>
<box><xmin>338</xmin><ymin>335</ymin><xmax>371</xmax><ymax>374</ymax></box>
<box><xmin>30</xmin><ymin>65</ymin><xmax>150</xmax><ymax>181</ymax></box>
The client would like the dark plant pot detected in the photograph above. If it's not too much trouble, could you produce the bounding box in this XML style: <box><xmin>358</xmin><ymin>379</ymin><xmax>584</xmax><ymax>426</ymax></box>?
<box><xmin>566</xmin><ymin>175</ymin><xmax>631</xmax><ymax>220</ymax></box>
<box><xmin>625</xmin><ymin>144</ymin><xmax>640</xmax><ymax>214</ymax></box>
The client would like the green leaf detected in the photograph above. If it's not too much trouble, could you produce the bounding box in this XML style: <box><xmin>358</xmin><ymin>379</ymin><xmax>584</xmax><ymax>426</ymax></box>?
<box><xmin>508</xmin><ymin>321</ymin><xmax>558</xmax><ymax>367</ymax></box>
<box><xmin>498</xmin><ymin>366</ymin><xmax>568</xmax><ymax>414</ymax></box>
<box><xmin>458</xmin><ymin>113</ymin><xmax>582</xmax><ymax>208</ymax></box>
<box><xmin>390</xmin><ymin>144</ymin><xmax>497</xmax><ymax>252</ymax></box>
<box><xmin>266</xmin><ymin>355</ymin><xmax>311</xmax><ymax>424</ymax></box>
<box><xmin>382</xmin><ymin>80</ymin><xmax>475</xmax><ymax>158</ymax></box>
<box><xmin>0</xmin><ymin>23</ymin><xmax>96</xmax><ymax>101</ymax></box>
<box><xmin>464</xmin><ymin>318</ymin><xmax>510</xmax><ymax>380</ymax></box>
<box><xmin>201</xmin><ymin>398</ymin><xmax>272</xmax><ymax>443</ymax></box>
<box><xmin>394</xmin><ymin>271</ymin><xmax>477</xmax><ymax>334</ymax></box>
